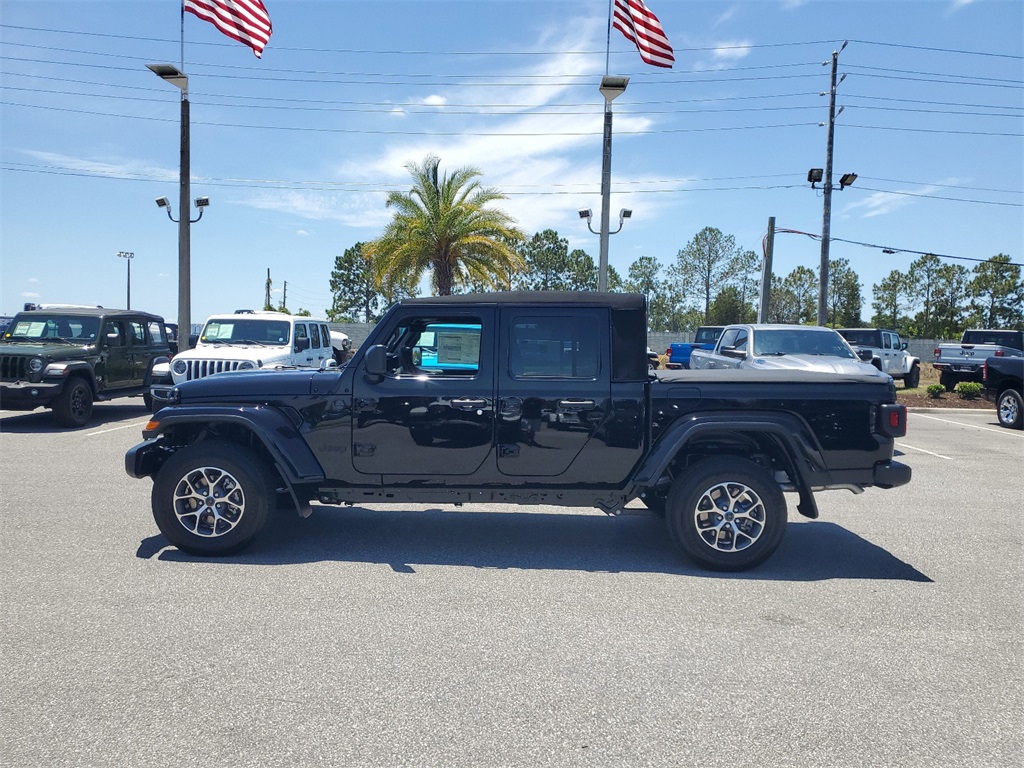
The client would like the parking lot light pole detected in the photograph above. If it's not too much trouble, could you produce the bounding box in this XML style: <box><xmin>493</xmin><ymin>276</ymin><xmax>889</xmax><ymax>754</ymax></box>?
<box><xmin>147</xmin><ymin>63</ymin><xmax>191</xmax><ymax>351</ymax></box>
<box><xmin>117</xmin><ymin>251</ymin><xmax>134</xmax><ymax>309</ymax></box>
<box><xmin>596</xmin><ymin>75</ymin><xmax>629</xmax><ymax>292</ymax></box>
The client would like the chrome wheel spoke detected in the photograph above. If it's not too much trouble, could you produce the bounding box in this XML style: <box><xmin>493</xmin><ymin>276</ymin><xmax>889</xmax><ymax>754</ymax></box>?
<box><xmin>693</xmin><ymin>481</ymin><xmax>766</xmax><ymax>553</ymax></box>
<box><xmin>171</xmin><ymin>466</ymin><xmax>245</xmax><ymax>538</ymax></box>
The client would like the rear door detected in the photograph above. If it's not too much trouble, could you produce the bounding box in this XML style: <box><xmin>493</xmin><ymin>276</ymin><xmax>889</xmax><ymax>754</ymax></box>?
<box><xmin>496</xmin><ymin>307</ymin><xmax>610</xmax><ymax>477</ymax></box>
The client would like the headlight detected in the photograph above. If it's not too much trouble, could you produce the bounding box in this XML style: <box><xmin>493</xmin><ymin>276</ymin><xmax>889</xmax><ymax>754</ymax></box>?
<box><xmin>238</xmin><ymin>361</ymin><xmax>255</xmax><ymax>370</ymax></box>
<box><xmin>172</xmin><ymin>359</ymin><xmax>187</xmax><ymax>375</ymax></box>
<box><xmin>27</xmin><ymin>356</ymin><xmax>45</xmax><ymax>374</ymax></box>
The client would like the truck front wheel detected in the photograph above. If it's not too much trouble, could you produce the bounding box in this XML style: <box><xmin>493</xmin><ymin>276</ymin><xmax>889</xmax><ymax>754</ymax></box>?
<box><xmin>53</xmin><ymin>377</ymin><xmax>93</xmax><ymax>428</ymax></box>
<box><xmin>151</xmin><ymin>440</ymin><xmax>274</xmax><ymax>556</ymax></box>
<box><xmin>904</xmin><ymin>364</ymin><xmax>920</xmax><ymax>389</ymax></box>
<box><xmin>666</xmin><ymin>458</ymin><xmax>787</xmax><ymax>571</ymax></box>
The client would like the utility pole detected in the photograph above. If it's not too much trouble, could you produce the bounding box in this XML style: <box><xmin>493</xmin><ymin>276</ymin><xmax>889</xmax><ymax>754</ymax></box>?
<box><xmin>759</xmin><ymin>218</ymin><xmax>775</xmax><ymax>323</ymax></box>
<box><xmin>282</xmin><ymin>281</ymin><xmax>287</xmax><ymax>311</ymax></box>
<box><xmin>817</xmin><ymin>41</ymin><xmax>847</xmax><ymax>326</ymax></box>
<box><xmin>265</xmin><ymin>268</ymin><xmax>272</xmax><ymax>309</ymax></box>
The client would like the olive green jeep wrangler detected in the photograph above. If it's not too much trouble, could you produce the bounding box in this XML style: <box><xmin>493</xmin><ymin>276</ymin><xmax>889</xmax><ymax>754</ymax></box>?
<box><xmin>0</xmin><ymin>306</ymin><xmax>171</xmax><ymax>427</ymax></box>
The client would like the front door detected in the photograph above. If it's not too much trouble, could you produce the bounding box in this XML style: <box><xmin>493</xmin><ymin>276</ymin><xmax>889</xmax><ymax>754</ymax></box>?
<box><xmin>100</xmin><ymin>320</ymin><xmax>133</xmax><ymax>388</ymax></box>
<box><xmin>496</xmin><ymin>307</ymin><xmax>610</xmax><ymax>478</ymax></box>
<box><xmin>351</xmin><ymin>308</ymin><xmax>495</xmax><ymax>477</ymax></box>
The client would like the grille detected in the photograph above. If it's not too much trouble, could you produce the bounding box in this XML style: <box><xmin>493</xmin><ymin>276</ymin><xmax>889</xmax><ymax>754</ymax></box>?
<box><xmin>0</xmin><ymin>356</ymin><xmax>30</xmax><ymax>381</ymax></box>
<box><xmin>182</xmin><ymin>359</ymin><xmax>247</xmax><ymax>381</ymax></box>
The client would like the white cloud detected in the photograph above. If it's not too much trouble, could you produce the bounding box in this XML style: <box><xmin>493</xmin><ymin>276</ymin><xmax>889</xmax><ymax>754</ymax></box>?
<box><xmin>21</xmin><ymin>291</ymin><xmax>40</xmax><ymax>299</ymax></box>
<box><xmin>21</xmin><ymin>150</ymin><xmax>177</xmax><ymax>183</ymax></box>
<box><xmin>296</xmin><ymin>229</ymin><xmax>311</xmax><ymax>237</ymax></box>
<box><xmin>389</xmin><ymin>107</ymin><xmax>406</xmax><ymax>117</ymax></box>
<box><xmin>781</xmin><ymin>0</ymin><xmax>807</xmax><ymax>9</ymax></box>
<box><xmin>713</xmin><ymin>6</ymin><xmax>738</xmax><ymax>27</ymax></box>
<box><xmin>422</xmin><ymin>95</ymin><xmax>447</xmax><ymax>106</ymax></box>
<box><xmin>841</xmin><ymin>181</ymin><xmax>951</xmax><ymax>219</ymax></box>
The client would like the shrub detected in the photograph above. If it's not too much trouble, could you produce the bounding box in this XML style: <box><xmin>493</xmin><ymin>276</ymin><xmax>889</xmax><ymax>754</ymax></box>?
<box><xmin>957</xmin><ymin>381</ymin><xmax>983</xmax><ymax>400</ymax></box>
<box><xmin>926</xmin><ymin>384</ymin><xmax>945</xmax><ymax>399</ymax></box>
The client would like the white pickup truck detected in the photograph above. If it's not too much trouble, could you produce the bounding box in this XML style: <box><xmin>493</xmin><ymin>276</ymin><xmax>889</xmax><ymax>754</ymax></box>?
<box><xmin>837</xmin><ymin>328</ymin><xmax>921</xmax><ymax>389</ymax></box>
<box><xmin>933</xmin><ymin>329</ymin><xmax>1024</xmax><ymax>391</ymax></box>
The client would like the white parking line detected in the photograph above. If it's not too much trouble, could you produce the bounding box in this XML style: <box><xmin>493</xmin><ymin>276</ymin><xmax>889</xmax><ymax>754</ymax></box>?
<box><xmin>896</xmin><ymin>442</ymin><xmax>953</xmax><ymax>460</ymax></box>
<box><xmin>87</xmin><ymin>421</ymin><xmax>148</xmax><ymax>436</ymax></box>
<box><xmin>912</xmin><ymin>412</ymin><xmax>1014</xmax><ymax>435</ymax></box>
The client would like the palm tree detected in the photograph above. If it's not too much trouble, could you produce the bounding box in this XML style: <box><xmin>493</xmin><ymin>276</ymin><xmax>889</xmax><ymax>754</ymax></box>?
<box><xmin>365</xmin><ymin>155</ymin><xmax>524</xmax><ymax>296</ymax></box>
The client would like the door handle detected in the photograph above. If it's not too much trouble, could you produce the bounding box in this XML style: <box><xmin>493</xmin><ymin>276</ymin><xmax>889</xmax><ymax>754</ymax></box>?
<box><xmin>452</xmin><ymin>397</ymin><xmax>487</xmax><ymax>410</ymax></box>
<box><xmin>558</xmin><ymin>399</ymin><xmax>596</xmax><ymax>411</ymax></box>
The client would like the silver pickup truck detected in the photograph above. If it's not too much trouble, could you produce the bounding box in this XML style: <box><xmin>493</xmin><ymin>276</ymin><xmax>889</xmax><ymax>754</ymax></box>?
<box><xmin>689</xmin><ymin>323</ymin><xmax>882</xmax><ymax>376</ymax></box>
<box><xmin>933</xmin><ymin>329</ymin><xmax>1024</xmax><ymax>391</ymax></box>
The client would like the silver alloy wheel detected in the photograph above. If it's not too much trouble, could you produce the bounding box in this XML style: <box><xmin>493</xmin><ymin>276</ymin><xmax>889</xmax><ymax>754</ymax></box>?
<box><xmin>172</xmin><ymin>466</ymin><xmax>246</xmax><ymax>538</ymax></box>
<box><xmin>693</xmin><ymin>480</ymin><xmax>767</xmax><ymax>552</ymax></box>
<box><xmin>999</xmin><ymin>393</ymin><xmax>1019</xmax><ymax>426</ymax></box>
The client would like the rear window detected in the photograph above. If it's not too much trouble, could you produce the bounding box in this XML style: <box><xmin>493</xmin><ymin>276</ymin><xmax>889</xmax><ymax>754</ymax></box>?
<box><xmin>694</xmin><ymin>327</ymin><xmax>724</xmax><ymax>344</ymax></box>
<box><xmin>962</xmin><ymin>330</ymin><xmax>1023</xmax><ymax>350</ymax></box>
<box><xmin>839</xmin><ymin>329</ymin><xmax>880</xmax><ymax>347</ymax></box>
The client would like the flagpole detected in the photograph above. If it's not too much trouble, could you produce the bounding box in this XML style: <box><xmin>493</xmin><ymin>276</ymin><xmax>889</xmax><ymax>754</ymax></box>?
<box><xmin>605</xmin><ymin>0</ymin><xmax>613</xmax><ymax>75</ymax></box>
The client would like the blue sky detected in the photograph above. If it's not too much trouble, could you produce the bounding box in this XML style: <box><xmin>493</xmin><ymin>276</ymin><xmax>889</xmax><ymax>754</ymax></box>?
<box><xmin>2</xmin><ymin>0</ymin><xmax>1021</xmax><ymax>324</ymax></box>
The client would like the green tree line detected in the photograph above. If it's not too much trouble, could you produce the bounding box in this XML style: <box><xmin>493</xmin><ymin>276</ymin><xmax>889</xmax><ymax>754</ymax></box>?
<box><xmin>323</xmin><ymin>155</ymin><xmax>1023</xmax><ymax>335</ymax></box>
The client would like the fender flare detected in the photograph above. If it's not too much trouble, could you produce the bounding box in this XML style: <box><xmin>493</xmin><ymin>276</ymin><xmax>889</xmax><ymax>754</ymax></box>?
<box><xmin>59</xmin><ymin>361</ymin><xmax>100</xmax><ymax>394</ymax></box>
<box><xmin>141</xmin><ymin>405</ymin><xmax>325</xmax><ymax>485</ymax></box>
<box><xmin>629</xmin><ymin>411</ymin><xmax>824</xmax><ymax>518</ymax></box>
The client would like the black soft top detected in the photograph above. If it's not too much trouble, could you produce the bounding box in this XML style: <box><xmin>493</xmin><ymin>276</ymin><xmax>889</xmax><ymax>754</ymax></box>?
<box><xmin>401</xmin><ymin>291</ymin><xmax>645</xmax><ymax>310</ymax></box>
<box><xmin>17</xmin><ymin>307</ymin><xmax>166</xmax><ymax>322</ymax></box>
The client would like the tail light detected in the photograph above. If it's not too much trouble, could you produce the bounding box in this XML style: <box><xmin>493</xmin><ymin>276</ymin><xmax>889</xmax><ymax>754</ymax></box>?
<box><xmin>665</xmin><ymin>348</ymin><xmax>671</xmax><ymax>356</ymax></box>
<box><xmin>983</xmin><ymin>361</ymin><xmax>988</xmax><ymax>382</ymax></box>
<box><xmin>995</xmin><ymin>350</ymin><xmax>1005</xmax><ymax>357</ymax></box>
<box><xmin>879</xmin><ymin>403</ymin><xmax>907</xmax><ymax>438</ymax></box>
<box><xmin>933</xmin><ymin>346</ymin><xmax>940</xmax><ymax>359</ymax></box>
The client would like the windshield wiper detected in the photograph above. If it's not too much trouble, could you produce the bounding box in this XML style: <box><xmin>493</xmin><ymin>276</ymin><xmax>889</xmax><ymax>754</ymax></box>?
<box><xmin>234</xmin><ymin>339</ymin><xmax>269</xmax><ymax>346</ymax></box>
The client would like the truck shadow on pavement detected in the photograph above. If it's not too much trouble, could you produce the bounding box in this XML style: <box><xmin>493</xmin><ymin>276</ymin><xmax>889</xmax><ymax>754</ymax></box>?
<box><xmin>0</xmin><ymin>403</ymin><xmax>150</xmax><ymax>433</ymax></box>
<box><xmin>137</xmin><ymin>506</ymin><xmax>932</xmax><ymax>582</ymax></box>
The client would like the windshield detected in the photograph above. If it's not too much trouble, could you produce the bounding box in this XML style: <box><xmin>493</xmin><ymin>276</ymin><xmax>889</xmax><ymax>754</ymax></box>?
<box><xmin>695</xmin><ymin>327</ymin><xmax>724</xmax><ymax>344</ymax></box>
<box><xmin>3</xmin><ymin>314</ymin><xmax>101</xmax><ymax>342</ymax></box>
<box><xmin>200</xmin><ymin>319</ymin><xmax>291</xmax><ymax>346</ymax></box>
<box><xmin>753</xmin><ymin>329</ymin><xmax>856</xmax><ymax>359</ymax></box>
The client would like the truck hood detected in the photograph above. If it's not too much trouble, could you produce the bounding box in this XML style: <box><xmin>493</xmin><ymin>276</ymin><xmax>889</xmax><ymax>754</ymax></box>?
<box><xmin>176</xmin><ymin>368</ymin><xmax>320</xmax><ymax>400</ymax></box>
<box><xmin>745</xmin><ymin>355</ymin><xmax>884</xmax><ymax>376</ymax></box>
<box><xmin>0</xmin><ymin>340</ymin><xmax>94</xmax><ymax>359</ymax></box>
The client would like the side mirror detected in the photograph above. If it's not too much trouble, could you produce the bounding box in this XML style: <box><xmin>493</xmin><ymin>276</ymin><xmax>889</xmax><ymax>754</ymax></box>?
<box><xmin>363</xmin><ymin>344</ymin><xmax>387</xmax><ymax>381</ymax></box>
<box><xmin>294</xmin><ymin>337</ymin><xmax>310</xmax><ymax>352</ymax></box>
<box><xmin>901</xmin><ymin>341</ymin><xmax>908</xmax><ymax>351</ymax></box>
<box><xmin>857</xmin><ymin>349</ymin><xmax>874</xmax><ymax>362</ymax></box>
<box><xmin>720</xmin><ymin>345</ymin><xmax>745</xmax><ymax>360</ymax></box>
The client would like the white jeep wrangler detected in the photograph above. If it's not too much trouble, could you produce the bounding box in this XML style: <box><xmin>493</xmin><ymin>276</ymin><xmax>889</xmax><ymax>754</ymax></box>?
<box><xmin>837</xmin><ymin>328</ymin><xmax>921</xmax><ymax>389</ymax></box>
<box><xmin>150</xmin><ymin>311</ymin><xmax>350</xmax><ymax>401</ymax></box>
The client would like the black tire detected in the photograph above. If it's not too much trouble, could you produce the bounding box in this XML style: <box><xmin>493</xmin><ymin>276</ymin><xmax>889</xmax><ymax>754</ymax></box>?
<box><xmin>940</xmin><ymin>371</ymin><xmax>957</xmax><ymax>392</ymax></box>
<box><xmin>151</xmin><ymin>440</ymin><xmax>275</xmax><ymax>556</ymax></box>
<box><xmin>143</xmin><ymin>392</ymin><xmax>155</xmax><ymax>412</ymax></box>
<box><xmin>666</xmin><ymin>457</ymin><xmax>787</xmax><ymax>571</ymax></box>
<box><xmin>904</xmin><ymin>364</ymin><xmax>920</xmax><ymax>389</ymax></box>
<box><xmin>997</xmin><ymin>389</ymin><xmax>1023</xmax><ymax>429</ymax></box>
<box><xmin>52</xmin><ymin>377</ymin><xmax>94</xmax><ymax>428</ymax></box>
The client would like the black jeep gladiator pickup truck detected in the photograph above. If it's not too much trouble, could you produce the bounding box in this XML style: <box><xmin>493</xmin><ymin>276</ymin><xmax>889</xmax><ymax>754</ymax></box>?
<box><xmin>125</xmin><ymin>292</ymin><xmax>910</xmax><ymax>571</ymax></box>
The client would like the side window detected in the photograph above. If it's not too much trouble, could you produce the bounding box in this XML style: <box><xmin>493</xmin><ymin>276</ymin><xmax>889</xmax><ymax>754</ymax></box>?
<box><xmin>103</xmin><ymin>321</ymin><xmax>125</xmax><ymax>347</ymax></box>
<box><xmin>719</xmin><ymin>329</ymin><xmax>739</xmax><ymax>349</ymax></box>
<box><xmin>147</xmin><ymin>321</ymin><xmax>166</xmax><ymax>346</ymax></box>
<box><xmin>294</xmin><ymin>324</ymin><xmax>308</xmax><ymax>350</ymax></box>
<box><xmin>128</xmin><ymin>321</ymin><xmax>146</xmax><ymax>346</ymax></box>
<box><xmin>383</xmin><ymin>317</ymin><xmax>482</xmax><ymax>376</ymax></box>
<box><xmin>883</xmin><ymin>333</ymin><xmax>893</xmax><ymax>350</ymax></box>
<box><xmin>734</xmin><ymin>330</ymin><xmax>748</xmax><ymax>352</ymax></box>
<box><xmin>309</xmin><ymin>324</ymin><xmax>320</xmax><ymax>349</ymax></box>
<box><xmin>320</xmin><ymin>324</ymin><xmax>331</xmax><ymax>348</ymax></box>
<box><xmin>509</xmin><ymin>316</ymin><xmax>598</xmax><ymax>379</ymax></box>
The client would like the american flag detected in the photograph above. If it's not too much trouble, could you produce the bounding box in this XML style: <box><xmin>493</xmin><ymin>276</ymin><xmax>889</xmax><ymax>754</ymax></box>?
<box><xmin>184</xmin><ymin>0</ymin><xmax>273</xmax><ymax>58</ymax></box>
<box><xmin>612</xmin><ymin>0</ymin><xmax>675</xmax><ymax>68</ymax></box>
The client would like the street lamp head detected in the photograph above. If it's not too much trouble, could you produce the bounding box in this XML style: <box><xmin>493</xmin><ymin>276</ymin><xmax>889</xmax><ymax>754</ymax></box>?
<box><xmin>578</xmin><ymin>208</ymin><xmax>592</xmax><ymax>220</ymax></box>
<box><xmin>194</xmin><ymin>196</ymin><xmax>210</xmax><ymax>208</ymax></box>
<box><xmin>117</xmin><ymin>251</ymin><xmax>134</xmax><ymax>260</ymax></box>
<box><xmin>839</xmin><ymin>172</ymin><xmax>858</xmax><ymax>189</ymax></box>
<box><xmin>619</xmin><ymin>208</ymin><xmax>632</xmax><ymax>220</ymax></box>
<box><xmin>155</xmin><ymin>197</ymin><xmax>170</xmax><ymax>208</ymax></box>
<box><xmin>599</xmin><ymin>75</ymin><xmax>630</xmax><ymax>102</ymax></box>
<box><xmin>146</xmin><ymin>63</ymin><xmax>188</xmax><ymax>91</ymax></box>
<box><xmin>807</xmin><ymin>168</ymin><xmax>824</xmax><ymax>184</ymax></box>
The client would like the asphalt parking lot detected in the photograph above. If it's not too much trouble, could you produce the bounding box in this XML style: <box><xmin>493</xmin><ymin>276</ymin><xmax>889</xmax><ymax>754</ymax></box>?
<box><xmin>1</xmin><ymin>402</ymin><xmax>1021</xmax><ymax>768</ymax></box>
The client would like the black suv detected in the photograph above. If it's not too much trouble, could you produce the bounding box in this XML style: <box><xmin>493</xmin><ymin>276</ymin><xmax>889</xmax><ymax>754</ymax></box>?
<box><xmin>0</xmin><ymin>307</ymin><xmax>171</xmax><ymax>427</ymax></box>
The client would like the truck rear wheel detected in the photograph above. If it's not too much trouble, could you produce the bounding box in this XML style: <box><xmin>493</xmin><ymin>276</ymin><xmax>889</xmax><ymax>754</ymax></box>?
<box><xmin>997</xmin><ymin>389</ymin><xmax>1023</xmax><ymax>429</ymax></box>
<box><xmin>666</xmin><ymin>457</ymin><xmax>787</xmax><ymax>571</ymax></box>
<box><xmin>151</xmin><ymin>440</ymin><xmax>274</xmax><ymax>556</ymax></box>
<box><xmin>940</xmin><ymin>371</ymin><xmax>957</xmax><ymax>391</ymax></box>
<box><xmin>904</xmin><ymin>364</ymin><xmax>920</xmax><ymax>389</ymax></box>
